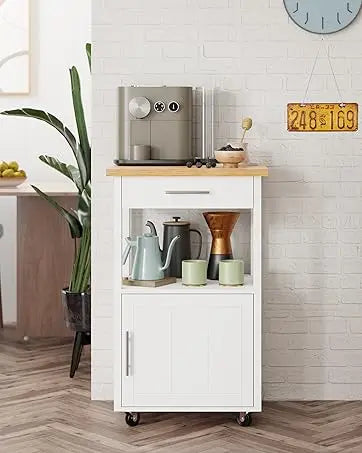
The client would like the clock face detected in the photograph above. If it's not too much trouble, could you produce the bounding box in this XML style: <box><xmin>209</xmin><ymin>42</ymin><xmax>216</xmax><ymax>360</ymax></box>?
<box><xmin>284</xmin><ymin>0</ymin><xmax>362</xmax><ymax>34</ymax></box>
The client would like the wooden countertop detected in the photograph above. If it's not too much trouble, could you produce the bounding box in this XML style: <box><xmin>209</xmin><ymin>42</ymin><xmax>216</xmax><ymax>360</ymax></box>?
<box><xmin>0</xmin><ymin>183</ymin><xmax>77</xmax><ymax>197</ymax></box>
<box><xmin>106</xmin><ymin>165</ymin><xmax>268</xmax><ymax>177</ymax></box>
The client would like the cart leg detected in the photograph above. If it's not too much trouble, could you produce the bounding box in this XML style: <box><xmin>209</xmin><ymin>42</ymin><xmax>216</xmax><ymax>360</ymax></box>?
<box><xmin>236</xmin><ymin>412</ymin><xmax>252</xmax><ymax>426</ymax></box>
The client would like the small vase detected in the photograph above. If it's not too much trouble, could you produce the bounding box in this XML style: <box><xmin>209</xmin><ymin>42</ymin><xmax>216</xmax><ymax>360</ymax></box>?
<box><xmin>61</xmin><ymin>288</ymin><xmax>91</xmax><ymax>332</ymax></box>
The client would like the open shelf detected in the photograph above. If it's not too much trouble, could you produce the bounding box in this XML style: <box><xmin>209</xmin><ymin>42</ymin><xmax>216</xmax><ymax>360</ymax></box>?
<box><xmin>120</xmin><ymin>274</ymin><xmax>254</xmax><ymax>294</ymax></box>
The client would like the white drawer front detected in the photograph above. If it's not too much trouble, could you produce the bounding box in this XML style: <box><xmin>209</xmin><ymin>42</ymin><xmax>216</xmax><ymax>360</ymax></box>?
<box><xmin>122</xmin><ymin>176</ymin><xmax>254</xmax><ymax>209</ymax></box>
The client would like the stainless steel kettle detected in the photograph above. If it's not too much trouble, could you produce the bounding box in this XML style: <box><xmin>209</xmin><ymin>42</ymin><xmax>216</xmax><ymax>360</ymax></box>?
<box><xmin>146</xmin><ymin>217</ymin><xmax>202</xmax><ymax>278</ymax></box>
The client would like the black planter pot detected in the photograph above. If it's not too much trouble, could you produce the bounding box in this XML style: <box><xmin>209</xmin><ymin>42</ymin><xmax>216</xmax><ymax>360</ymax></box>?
<box><xmin>61</xmin><ymin>288</ymin><xmax>91</xmax><ymax>332</ymax></box>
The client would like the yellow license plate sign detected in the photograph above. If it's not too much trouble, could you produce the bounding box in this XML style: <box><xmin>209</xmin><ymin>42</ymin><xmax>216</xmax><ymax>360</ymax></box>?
<box><xmin>287</xmin><ymin>103</ymin><xmax>358</xmax><ymax>132</ymax></box>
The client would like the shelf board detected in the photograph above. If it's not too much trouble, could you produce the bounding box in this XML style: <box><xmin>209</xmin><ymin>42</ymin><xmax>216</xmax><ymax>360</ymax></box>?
<box><xmin>120</xmin><ymin>275</ymin><xmax>254</xmax><ymax>294</ymax></box>
<box><xmin>107</xmin><ymin>166</ymin><xmax>268</xmax><ymax>177</ymax></box>
<box><xmin>0</xmin><ymin>183</ymin><xmax>77</xmax><ymax>197</ymax></box>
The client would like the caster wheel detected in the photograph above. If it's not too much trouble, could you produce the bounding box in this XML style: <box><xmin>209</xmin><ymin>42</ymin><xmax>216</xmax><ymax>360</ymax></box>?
<box><xmin>125</xmin><ymin>412</ymin><xmax>140</xmax><ymax>427</ymax></box>
<box><xmin>186</xmin><ymin>161</ymin><xmax>193</xmax><ymax>168</ymax></box>
<box><xmin>196</xmin><ymin>161</ymin><xmax>203</xmax><ymax>168</ymax></box>
<box><xmin>206</xmin><ymin>162</ymin><xmax>212</xmax><ymax>168</ymax></box>
<box><xmin>236</xmin><ymin>413</ymin><xmax>252</xmax><ymax>427</ymax></box>
<box><xmin>212</xmin><ymin>162</ymin><xmax>217</xmax><ymax>167</ymax></box>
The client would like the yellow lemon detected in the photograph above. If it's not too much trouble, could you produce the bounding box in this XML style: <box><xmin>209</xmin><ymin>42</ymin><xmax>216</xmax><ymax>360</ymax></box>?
<box><xmin>8</xmin><ymin>161</ymin><xmax>19</xmax><ymax>172</ymax></box>
<box><xmin>19</xmin><ymin>170</ymin><xmax>27</xmax><ymax>177</ymax></box>
<box><xmin>2</xmin><ymin>169</ymin><xmax>15</xmax><ymax>177</ymax></box>
<box><xmin>13</xmin><ymin>171</ymin><xmax>22</xmax><ymax>178</ymax></box>
<box><xmin>0</xmin><ymin>161</ymin><xmax>8</xmax><ymax>172</ymax></box>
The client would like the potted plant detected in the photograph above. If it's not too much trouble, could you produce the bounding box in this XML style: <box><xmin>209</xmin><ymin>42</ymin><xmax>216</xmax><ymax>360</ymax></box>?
<box><xmin>0</xmin><ymin>44</ymin><xmax>92</xmax><ymax>377</ymax></box>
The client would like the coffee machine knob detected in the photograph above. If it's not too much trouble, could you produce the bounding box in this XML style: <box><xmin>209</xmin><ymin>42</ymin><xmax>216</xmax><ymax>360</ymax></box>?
<box><xmin>168</xmin><ymin>101</ymin><xmax>180</xmax><ymax>113</ymax></box>
<box><xmin>154</xmin><ymin>101</ymin><xmax>166</xmax><ymax>113</ymax></box>
<box><xmin>129</xmin><ymin>97</ymin><xmax>151</xmax><ymax>119</ymax></box>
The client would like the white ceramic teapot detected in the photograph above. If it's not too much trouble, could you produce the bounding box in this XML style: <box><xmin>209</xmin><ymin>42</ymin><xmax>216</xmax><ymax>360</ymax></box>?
<box><xmin>122</xmin><ymin>233</ymin><xmax>179</xmax><ymax>280</ymax></box>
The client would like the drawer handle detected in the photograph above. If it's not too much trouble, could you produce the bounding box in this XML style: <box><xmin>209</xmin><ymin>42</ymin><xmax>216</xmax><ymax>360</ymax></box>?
<box><xmin>125</xmin><ymin>331</ymin><xmax>130</xmax><ymax>377</ymax></box>
<box><xmin>165</xmin><ymin>190</ymin><xmax>210</xmax><ymax>195</ymax></box>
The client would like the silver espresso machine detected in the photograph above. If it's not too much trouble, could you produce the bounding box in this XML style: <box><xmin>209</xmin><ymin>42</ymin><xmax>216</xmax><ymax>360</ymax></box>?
<box><xmin>116</xmin><ymin>86</ymin><xmax>194</xmax><ymax>166</ymax></box>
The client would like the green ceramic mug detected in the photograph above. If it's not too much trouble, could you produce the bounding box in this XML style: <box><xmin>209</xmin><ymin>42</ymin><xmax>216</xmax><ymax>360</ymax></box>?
<box><xmin>219</xmin><ymin>259</ymin><xmax>244</xmax><ymax>286</ymax></box>
<box><xmin>182</xmin><ymin>260</ymin><xmax>207</xmax><ymax>286</ymax></box>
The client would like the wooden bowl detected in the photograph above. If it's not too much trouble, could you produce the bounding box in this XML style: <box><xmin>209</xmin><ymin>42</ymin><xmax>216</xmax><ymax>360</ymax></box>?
<box><xmin>0</xmin><ymin>177</ymin><xmax>27</xmax><ymax>188</ymax></box>
<box><xmin>214</xmin><ymin>150</ymin><xmax>246</xmax><ymax>168</ymax></box>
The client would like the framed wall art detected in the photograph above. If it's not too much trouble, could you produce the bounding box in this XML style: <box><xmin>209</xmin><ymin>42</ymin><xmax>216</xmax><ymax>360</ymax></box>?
<box><xmin>0</xmin><ymin>0</ymin><xmax>30</xmax><ymax>94</ymax></box>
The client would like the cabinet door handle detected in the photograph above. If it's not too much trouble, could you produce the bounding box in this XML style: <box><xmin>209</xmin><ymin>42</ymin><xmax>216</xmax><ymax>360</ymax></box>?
<box><xmin>165</xmin><ymin>190</ymin><xmax>210</xmax><ymax>195</ymax></box>
<box><xmin>125</xmin><ymin>331</ymin><xmax>130</xmax><ymax>377</ymax></box>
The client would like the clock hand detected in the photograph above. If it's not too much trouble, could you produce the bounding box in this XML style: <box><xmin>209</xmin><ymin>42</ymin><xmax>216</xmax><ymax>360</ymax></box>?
<box><xmin>347</xmin><ymin>2</ymin><xmax>353</xmax><ymax>13</ymax></box>
<box><xmin>293</xmin><ymin>2</ymin><xmax>299</xmax><ymax>13</ymax></box>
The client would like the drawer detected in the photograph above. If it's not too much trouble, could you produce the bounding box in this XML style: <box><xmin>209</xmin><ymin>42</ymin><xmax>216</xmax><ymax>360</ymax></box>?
<box><xmin>122</xmin><ymin>176</ymin><xmax>254</xmax><ymax>209</ymax></box>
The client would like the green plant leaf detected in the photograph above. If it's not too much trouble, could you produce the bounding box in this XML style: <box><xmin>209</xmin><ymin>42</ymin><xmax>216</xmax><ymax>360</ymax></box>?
<box><xmin>68</xmin><ymin>165</ymin><xmax>82</xmax><ymax>191</ymax></box>
<box><xmin>39</xmin><ymin>155</ymin><xmax>82</xmax><ymax>191</ymax></box>
<box><xmin>31</xmin><ymin>185</ymin><xmax>83</xmax><ymax>239</ymax></box>
<box><xmin>70</xmin><ymin>66</ymin><xmax>91</xmax><ymax>181</ymax></box>
<box><xmin>86</xmin><ymin>43</ymin><xmax>91</xmax><ymax>72</ymax></box>
<box><xmin>0</xmin><ymin>108</ymin><xmax>87</xmax><ymax>188</ymax></box>
<box><xmin>77</xmin><ymin>183</ymin><xmax>91</xmax><ymax>228</ymax></box>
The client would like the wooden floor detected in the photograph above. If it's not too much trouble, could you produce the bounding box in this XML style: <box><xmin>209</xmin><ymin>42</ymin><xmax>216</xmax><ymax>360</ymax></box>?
<box><xmin>1</xmin><ymin>335</ymin><xmax>362</xmax><ymax>453</ymax></box>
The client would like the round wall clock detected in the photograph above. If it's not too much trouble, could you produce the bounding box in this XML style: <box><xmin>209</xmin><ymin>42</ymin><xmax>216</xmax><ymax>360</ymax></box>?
<box><xmin>284</xmin><ymin>0</ymin><xmax>362</xmax><ymax>34</ymax></box>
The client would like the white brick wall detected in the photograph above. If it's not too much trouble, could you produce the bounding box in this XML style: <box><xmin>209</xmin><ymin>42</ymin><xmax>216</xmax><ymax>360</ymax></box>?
<box><xmin>92</xmin><ymin>0</ymin><xmax>362</xmax><ymax>400</ymax></box>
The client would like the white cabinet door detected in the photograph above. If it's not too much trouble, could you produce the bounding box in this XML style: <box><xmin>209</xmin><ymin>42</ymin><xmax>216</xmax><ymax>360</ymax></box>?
<box><xmin>121</xmin><ymin>294</ymin><xmax>254</xmax><ymax>408</ymax></box>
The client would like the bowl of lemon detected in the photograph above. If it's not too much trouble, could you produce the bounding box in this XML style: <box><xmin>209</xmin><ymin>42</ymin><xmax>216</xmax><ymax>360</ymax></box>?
<box><xmin>0</xmin><ymin>161</ymin><xmax>27</xmax><ymax>187</ymax></box>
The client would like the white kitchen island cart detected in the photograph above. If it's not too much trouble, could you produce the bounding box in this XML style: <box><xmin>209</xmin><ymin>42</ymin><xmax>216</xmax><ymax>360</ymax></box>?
<box><xmin>107</xmin><ymin>165</ymin><xmax>268</xmax><ymax>427</ymax></box>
